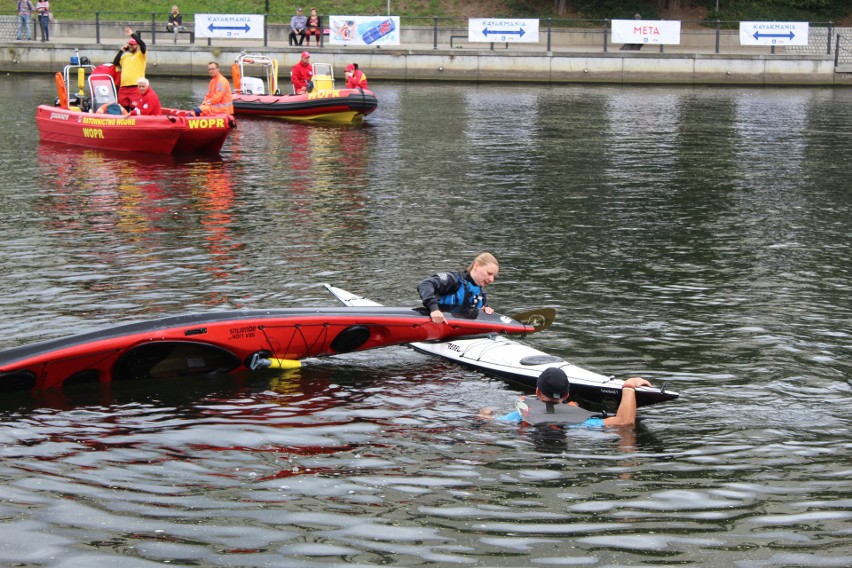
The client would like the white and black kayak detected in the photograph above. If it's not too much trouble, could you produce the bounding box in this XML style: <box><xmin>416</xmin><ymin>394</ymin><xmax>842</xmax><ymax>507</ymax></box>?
<box><xmin>324</xmin><ymin>284</ymin><xmax>679</xmax><ymax>409</ymax></box>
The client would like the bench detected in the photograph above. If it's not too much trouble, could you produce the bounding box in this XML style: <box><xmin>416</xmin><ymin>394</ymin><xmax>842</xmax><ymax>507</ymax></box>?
<box><xmin>136</xmin><ymin>26</ymin><xmax>195</xmax><ymax>45</ymax></box>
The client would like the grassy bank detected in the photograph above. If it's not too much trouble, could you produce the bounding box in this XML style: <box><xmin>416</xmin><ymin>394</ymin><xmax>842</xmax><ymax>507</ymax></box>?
<box><xmin>49</xmin><ymin>1</ymin><xmax>851</xmax><ymax>25</ymax></box>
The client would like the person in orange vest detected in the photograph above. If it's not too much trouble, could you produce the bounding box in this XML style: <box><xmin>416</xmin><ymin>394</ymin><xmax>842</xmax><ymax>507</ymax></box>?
<box><xmin>191</xmin><ymin>61</ymin><xmax>234</xmax><ymax>116</ymax></box>
<box><xmin>344</xmin><ymin>63</ymin><xmax>368</xmax><ymax>89</ymax></box>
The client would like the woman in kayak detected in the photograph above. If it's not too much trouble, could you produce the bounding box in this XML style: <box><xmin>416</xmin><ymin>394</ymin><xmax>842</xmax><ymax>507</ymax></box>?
<box><xmin>417</xmin><ymin>252</ymin><xmax>499</xmax><ymax>324</ymax></box>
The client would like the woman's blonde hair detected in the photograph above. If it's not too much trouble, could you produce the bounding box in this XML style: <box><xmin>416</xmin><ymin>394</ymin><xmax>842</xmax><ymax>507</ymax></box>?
<box><xmin>468</xmin><ymin>252</ymin><xmax>498</xmax><ymax>272</ymax></box>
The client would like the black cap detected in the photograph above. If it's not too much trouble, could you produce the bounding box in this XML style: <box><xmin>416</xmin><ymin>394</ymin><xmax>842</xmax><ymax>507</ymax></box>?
<box><xmin>537</xmin><ymin>367</ymin><xmax>570</xmax><ymax>399</ymax></box>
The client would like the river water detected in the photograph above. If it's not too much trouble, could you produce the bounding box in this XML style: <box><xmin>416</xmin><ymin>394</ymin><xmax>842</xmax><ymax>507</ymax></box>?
<box><xmin>0</xmin><ymin>74</ymin><xmax>850</xmax><ymax>566</ymax></box>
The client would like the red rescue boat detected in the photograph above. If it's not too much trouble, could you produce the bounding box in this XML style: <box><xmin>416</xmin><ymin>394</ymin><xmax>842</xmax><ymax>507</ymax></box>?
<box><xmin>230</xmin><ymin>54</ymin><xmax>377</xmax><ymax>124</ymax></box>
<box><xmin>36</xmin><ymin>56</ymin><xmax>235</xmax><ymax>155</ymax></box>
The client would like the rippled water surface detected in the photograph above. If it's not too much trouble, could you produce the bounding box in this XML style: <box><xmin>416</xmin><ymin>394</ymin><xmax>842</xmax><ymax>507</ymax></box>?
<box><xmin>0</xmin><ymin>75</ymin><xmax>850</xmax><ymax>566</ymax></box>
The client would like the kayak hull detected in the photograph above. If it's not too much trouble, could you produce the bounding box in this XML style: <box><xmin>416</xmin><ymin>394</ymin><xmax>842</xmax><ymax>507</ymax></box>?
<box><xmin>0</xmin><ymin>306</ymin><xmax>534</xmax><ymax>392</ymax></box>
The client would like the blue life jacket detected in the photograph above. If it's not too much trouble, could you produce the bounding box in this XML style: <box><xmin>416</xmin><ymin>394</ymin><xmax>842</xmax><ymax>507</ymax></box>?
<box><xmin>437</xmin><ymin>277</ymin><xmax>484</xmax><ymax>313</ymax></box>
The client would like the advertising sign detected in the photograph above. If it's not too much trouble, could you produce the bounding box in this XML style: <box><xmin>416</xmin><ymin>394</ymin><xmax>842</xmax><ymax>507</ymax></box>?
<box><xmin>328</xmin><ymin>16</ymin><xmax>401</xmax><ymax>46</ymax></box>
<box><xmin>468</xmin><ymin>19</ymin><xmax>539</xmax><ymax>43</ymax></box>
<box><xmin>611</xmin><ymin>19</ymin><xmax>681</xmax><ymax>45</ymax></box>
<box><xmin>740</xmin><ymin>22</ymin><xmax>809</xmax><ymax>46</ymax></box>
<box><xmin>194</xmin><ymin>14</ymin><xmax>265</xmax><ymax>39</ymax></box>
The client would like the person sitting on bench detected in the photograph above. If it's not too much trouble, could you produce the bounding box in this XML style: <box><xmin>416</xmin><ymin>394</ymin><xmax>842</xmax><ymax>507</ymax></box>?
<box><xmin>166</xmin><ymin>5</ymin><xmax>183</xmax><ymax>33</ymax></box>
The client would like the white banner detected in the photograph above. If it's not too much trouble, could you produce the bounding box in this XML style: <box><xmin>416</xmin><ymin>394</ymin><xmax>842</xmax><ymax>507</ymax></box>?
<box><xmin>194</xmin><ymin>14</ymin><xmax>265</xmax><ymax>39</ymax></box>
<box><xmin>328</xmin><ymin>16</ymin><xmax>400</xmax><ymax>46</ymax></box>
<box><xmin>740</xmin><ymin>22</ymin><xmax>809</xmax><ymax>46</ymax></box>
<box><xmin>611</xmin><ymin>19</ymin><xmax>681</xmax><ymax>45</ymax></box>
<box><xmin>468</xmin><ymin>18</ymin><xmax>539</xmax><ymax>43</ymax></box>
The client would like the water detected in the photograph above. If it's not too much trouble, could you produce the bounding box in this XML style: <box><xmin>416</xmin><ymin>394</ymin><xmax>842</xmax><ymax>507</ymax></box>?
<box><xmin>1</xmin><ymin>74</ymin><xmax>850</xmax><ymax>566</ymax></box>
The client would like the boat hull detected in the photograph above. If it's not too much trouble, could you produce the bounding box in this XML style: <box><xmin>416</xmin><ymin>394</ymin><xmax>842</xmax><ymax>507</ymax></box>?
<box><xmin>36</xmin><ymin>105</ymin><xmax>235</xmax><ymax>155</ymax></box>
<box><xmin>324</xmin><ymin>285</ymin><xmax>679</xmax><ymax>409</ymax></box>
<box><xmin>0</xmin><ymin>306</ymin><xmax>535</xmax><ymax>392</ymax></box>
<box><xmin>232</xmin><ymin>89</ymin><xmax>378</xmax><ymax>123</ymax></box>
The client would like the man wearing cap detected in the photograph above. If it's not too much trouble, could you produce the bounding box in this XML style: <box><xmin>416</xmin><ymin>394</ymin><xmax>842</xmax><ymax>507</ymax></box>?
<box><xmin>485</xmin><ymin>368</ymin><xmax>652</xmax><ymax>427</ymax></box>
<box><xmin>344</xmin><ymin>63</ymin><xmax>368</xmax><ymax>90</ymax></box>
<box><xmin>112</xmin><ymin>26</ymin><xmax>148</xmax><ymax>109</ymax></box>
<box><xmin>289</xmin><ymin>7</ymin><xmax>307</xmax><ymax>46</ymax></box>
<box><xmin>291</xmin><ymin>51</ymin><xmax>314</xmax><ymax>95</ymax></box>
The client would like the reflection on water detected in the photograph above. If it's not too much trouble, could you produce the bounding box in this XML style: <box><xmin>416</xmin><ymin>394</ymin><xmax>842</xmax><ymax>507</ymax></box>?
<box><xmin>0</xmin><ymin>75</ymin><xmax>850</xmax><ymax>565</ymax></box>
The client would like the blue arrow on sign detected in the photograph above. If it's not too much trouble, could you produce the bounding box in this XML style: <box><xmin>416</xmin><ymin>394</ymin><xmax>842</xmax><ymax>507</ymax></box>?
<box><xmin>753</xmin><ymin>31</ymin><xmax>795</xmax><ymax>40</ymax></box>
<box><xmin>482</xmin><ymin>27</ymin><xmax>526</xmax><ymax>38</ymax></box>
<box><xmin>208</xmin><ymin>23</ymin><xmax>251</xmax><ymax>33</ymax></box>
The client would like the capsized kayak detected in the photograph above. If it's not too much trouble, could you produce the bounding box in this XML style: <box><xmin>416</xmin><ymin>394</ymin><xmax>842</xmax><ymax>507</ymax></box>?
<box><xmin>324</xmin><ymin>284</ymin><xmax>679</xmax><ymax>409</ymax></box>
<box><xmin>0</xmin><ymin>306</ymin><xmax>537</xmax><ymax>392</ymax></box>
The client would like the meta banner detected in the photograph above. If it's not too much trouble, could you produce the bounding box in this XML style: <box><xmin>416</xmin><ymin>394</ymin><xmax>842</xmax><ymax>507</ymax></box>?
<box><xmin>468</xmin><ymin>19</ymin><xmax>540</xmax><ymax>43</ymax></box>
<box><xmin>328</xmin><ymin>16</ymin><xmax>400</xmax><ymax>46</ymax></box>
<box><xmin>611</xmin><ymin>19</ymin><xmax>681</xmax><ymax>45</ymax></box>
<box><xmin>740</xmin><ymin>21</ymin><xmax>809</xmax><ymax>46</ymax></box>
<box><xmin>193</xmin><ymin>14</ymin><xmax>265</xmax><ymax>39</ymax></box>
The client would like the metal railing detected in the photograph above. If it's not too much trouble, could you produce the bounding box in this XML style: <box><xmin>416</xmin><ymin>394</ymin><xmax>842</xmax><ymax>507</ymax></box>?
<box><xmin>1</xmin><ymin>12</ymin><xmax>848</xmax><ymax>60</ymax></box>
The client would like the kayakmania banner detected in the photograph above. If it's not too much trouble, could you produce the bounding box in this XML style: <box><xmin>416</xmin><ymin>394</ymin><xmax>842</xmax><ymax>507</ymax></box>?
<box><xmin>611</xmin><ymin>19</ymin><xmax>681</xmax><ymax>45</ymax></box>
<box><xmin>194</xmin><ymin>14</ymin><xmax>265</xmax><ymax>39</ymax></box>
<box><xmin>328</xmin><ymin>16</ymin><xmax>400</xmax><ymax>46</ymax></box>
<box><xmin>468</xmin><ymin>19</ymin><xmax>539</xmax><ymax>43</ymax></box>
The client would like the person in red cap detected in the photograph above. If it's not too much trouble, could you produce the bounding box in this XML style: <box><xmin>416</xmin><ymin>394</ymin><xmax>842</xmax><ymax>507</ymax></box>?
<box><xmin>291</xmin><ymin>51</ymin><xmax>314</xmax><ymax>95</ymax></box>
<box><xmin>344</xmin><ymin>63</ymin><xmax>368</xmax><ymax>90</ymax></box>
<box><xmin>112</xmin><ymin>26</ymin><xmax>147</xmax><ymax>110</ymax></box>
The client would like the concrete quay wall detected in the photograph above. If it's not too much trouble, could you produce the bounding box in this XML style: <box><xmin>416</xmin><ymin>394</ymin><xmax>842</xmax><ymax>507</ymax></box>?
<box><xmin>2</xmin><ymin>41</ymin><xmax>849</xmax><ymax>86</ymax></box>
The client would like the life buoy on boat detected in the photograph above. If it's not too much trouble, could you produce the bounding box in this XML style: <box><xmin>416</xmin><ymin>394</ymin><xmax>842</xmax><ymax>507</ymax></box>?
<box><xmin>231</xmin><ymin>63</ymin><xmax>241</xmax><ymax>92</ymax></box>
<box><xmin>55</xmin><ymin>72</ymin><xmax>68</xmax><ymax>109</ymax></box>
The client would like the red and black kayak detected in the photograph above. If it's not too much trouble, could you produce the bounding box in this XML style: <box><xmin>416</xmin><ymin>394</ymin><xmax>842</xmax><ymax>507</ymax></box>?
<box><xmin>0</xmin><ymin>307</ymin><xmax>537</xmax><ymax>392</ymax></box>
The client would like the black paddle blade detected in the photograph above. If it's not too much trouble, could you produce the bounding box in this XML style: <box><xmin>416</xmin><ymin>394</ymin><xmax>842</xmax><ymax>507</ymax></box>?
<box><xmin>510</xmin><ymin>308</ymin><xmax>556</xmax><ymax>332</ymax></box>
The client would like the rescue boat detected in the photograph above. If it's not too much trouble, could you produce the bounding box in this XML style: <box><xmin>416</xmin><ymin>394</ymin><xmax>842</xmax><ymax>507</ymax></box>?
<box><xmin>0</xmin><ymin>306</ymin><xmax>539</xmax><ymax>392</ymax></box>
<box><xmin>36</xmin><ymin>56</ymin><xmax>236</xmax><ymax>155</ymax></box>
<box><xmin>230</xmin><ymin>53</ymin><xmax>377</xmax><ymax>124</ymax></box>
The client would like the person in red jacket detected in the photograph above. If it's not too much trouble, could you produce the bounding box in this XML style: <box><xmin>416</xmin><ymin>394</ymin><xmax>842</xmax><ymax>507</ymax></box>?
<box><xmin>344</xmin><ymin>63</ymin><xmax>368</xmax><ymax>89</ymax></box>
<box><xmin>129</xmin><ymin>77</ymin><xmax>162</xmax><ymax>116</ymax></box>
<box><xmin>291</xmin><ymin>51</ymin><xmax>314</xmax><ymax>95</ymax></box>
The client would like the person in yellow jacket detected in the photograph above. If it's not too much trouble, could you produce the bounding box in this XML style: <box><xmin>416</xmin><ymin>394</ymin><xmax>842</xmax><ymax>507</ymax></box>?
<box><xmin>191</xmin><ymin>61</ymin><xmax>234</xmax><ymax>116</ymax></box>
<box><xmin>112</xmin><ymin>26</ymin><xmax>147</xmax><ymax>109</ymax></box>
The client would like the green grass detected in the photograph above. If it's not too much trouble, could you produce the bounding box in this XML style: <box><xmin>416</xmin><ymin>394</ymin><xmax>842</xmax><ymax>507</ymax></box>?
<box><xmin>48</xmin><ymin>1</ymin><xmax>852</xmax><ymax>24</ymax></box>
<box><xmin>51</xmin><ymin>1</ymin><xmax>506</xmax><ymax>20</ymax></box>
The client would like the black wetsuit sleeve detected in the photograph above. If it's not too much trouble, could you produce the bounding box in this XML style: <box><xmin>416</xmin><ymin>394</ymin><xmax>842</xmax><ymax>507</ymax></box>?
<box><xmin>113</xmin><ymin>49</ymin><xmax>122</xmax><ymax>67</ymax></box>
<box><xmin>132</xmin><ymin>31</ymin><xmax>147</xmax><ymax>54</ymax></box>
<box><xmin>417</xmin><ymin>271</ymin><xmax>462</xmax><ymax>313</ymax></box>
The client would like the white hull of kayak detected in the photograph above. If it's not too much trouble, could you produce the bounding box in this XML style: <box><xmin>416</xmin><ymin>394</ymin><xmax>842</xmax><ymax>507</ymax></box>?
<box><xmin>323</xmin><ymin>284</ymin><xmax>679</xmax><ymax>408</ymax></box>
